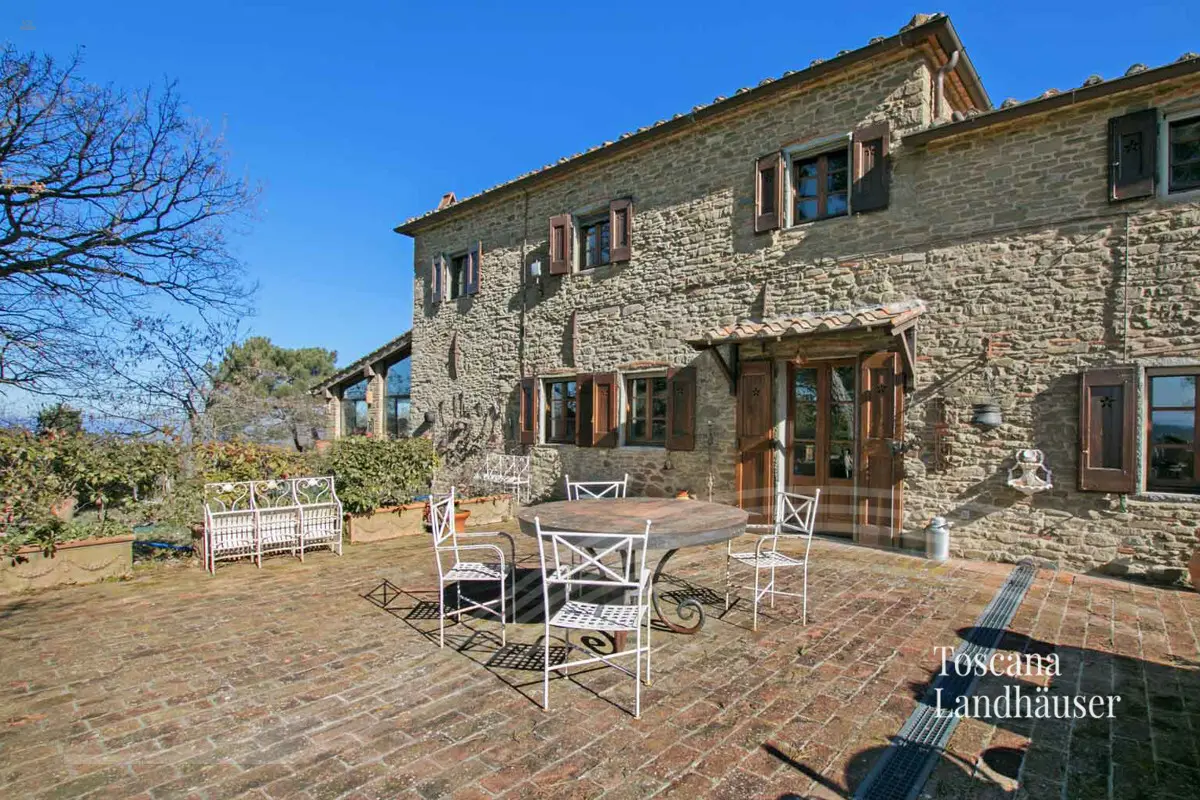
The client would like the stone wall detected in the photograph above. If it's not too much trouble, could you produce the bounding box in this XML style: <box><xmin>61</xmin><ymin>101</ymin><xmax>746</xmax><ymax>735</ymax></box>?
<box><xmin>406</xmin><ymin>49</ymin><xmax>1200</xmax><ymax>582</ymax></box>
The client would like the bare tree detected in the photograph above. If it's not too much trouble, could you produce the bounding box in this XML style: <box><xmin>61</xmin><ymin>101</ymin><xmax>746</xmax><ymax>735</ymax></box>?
<box><xmin>0</xmin><ymin>47</ymin><xmax>256</xmax><ymax>428</ymax></box>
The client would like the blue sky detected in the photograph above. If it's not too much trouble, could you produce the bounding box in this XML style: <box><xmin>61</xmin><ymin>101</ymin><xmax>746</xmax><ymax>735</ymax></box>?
<box><xmin>9</xmin><ymin>1</ymin><xmax>1198</xmax><ymax>372</ymax></box>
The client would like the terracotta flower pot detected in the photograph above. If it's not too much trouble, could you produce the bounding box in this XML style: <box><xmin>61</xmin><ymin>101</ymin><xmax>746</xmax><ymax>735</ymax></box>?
<box><xmin>454</xmin><ymin>510</ymin><xmax>471</xmax><ymax>529</ymax></box>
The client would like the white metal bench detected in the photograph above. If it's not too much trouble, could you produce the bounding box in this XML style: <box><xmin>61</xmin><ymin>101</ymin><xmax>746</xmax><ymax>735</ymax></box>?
<box><xmin>202</xmin><ymin>476</ymin><xmax>343</xmax><ymax>573</ymax></box>
<box><xmin>473</xmin><ymin>452</ymin><xmax>532</xmax><ymax>504</ymax></box>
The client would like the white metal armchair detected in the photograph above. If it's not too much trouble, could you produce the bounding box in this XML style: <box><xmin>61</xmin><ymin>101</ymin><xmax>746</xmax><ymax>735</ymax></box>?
<box><xmin>564</xmin><ymin>473</ymin><xmax>629</xmax><ymax>500</ymax></box>
<box><xmin>535</xmin><ymin>518</ymin><xmax>653</xmax><ymax>718</ymax></box>
<box><xmin>429</xmin><ymin>488</ymin><xmax>511</xmax><ymax>648</ymax></box>
<box><xmin>724</xmin><ymin>489</ymin><xmax>820</xmax><ymax>629</ymax></box>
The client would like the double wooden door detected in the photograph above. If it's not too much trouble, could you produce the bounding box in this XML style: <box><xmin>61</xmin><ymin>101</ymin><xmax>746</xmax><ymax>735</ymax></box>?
<box><xmin>737</xmin><ymin>352</ymin><xmax>903</xmax><ymax>544</ymax></box>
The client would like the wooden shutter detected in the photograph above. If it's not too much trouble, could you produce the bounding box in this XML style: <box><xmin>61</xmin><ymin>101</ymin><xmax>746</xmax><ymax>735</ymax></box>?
<box><xmin>519</xmin><ymin>376</ymin><xmax>538</xmax><ymax>444</ymax></box>
<box><xmin>1079</xmin><ymin>367</ymin><xmax>1137</xmax><ymax>492</ymax></box>
<box><xmin>1109</xmin><ymin>110</ymin><xmax>1158</xmax><ymax>201</ymax></box>
<box><xmin>575</xmin><ymin>373</ymin><xmax>594</xmax><ymax>447</ymax></box>
<box><xmin>465</xmin><ymin>241</ymin><xmax>482</xmax><ymax>295</ymax></box>
<box><xmin>754</xmin><ymin>153</ymin><xmax>783</xmax><ymax>233</ymax></box>
<box><xmin>548</xmin><ymin>214</ymin><xmax>572</xmax><ymax>275</ymax></box>
<box><xmin>593</xmin><ymin>372</ymin><xmax>618</xmax><ymax>447</ymax></box>
<box><xmin>609</xmin><ymin>199</ymin><xmax>633</xmax><ymax>262</ymax></box>
<box><xmin>430</xmin><ymin>254</ymin><xmax>445</xmax><ymax>303</ymax></box>
<box><xmin>666</xmin><ymin>366</ymin><xmax>697</xmax><ymax>451</ymax></box>
<box><xmin>852</xmin><ymin>122</ymin><xmax>890</xmax><ymax>213</ymax></box>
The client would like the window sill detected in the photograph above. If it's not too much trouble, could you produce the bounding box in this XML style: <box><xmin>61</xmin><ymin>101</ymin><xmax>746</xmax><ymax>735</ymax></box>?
<box><xmin>781</xmin><ymin>212</ymin><xmax>852</xmax><ymax>234</ymax></box>
<box><xmin>1130</xmin><ymin>490</ymin><xmax>1200</xmax><ymax>504</ymax></box>
<box><xmin>621</xmin><ymin>444</ymin><xmax>666</xmax><ymax>451</ymax></box>
<box><xmin>1153</xmin><ymin>187</ymin><xmax>1200</xmax><ymax>205</ymax></box>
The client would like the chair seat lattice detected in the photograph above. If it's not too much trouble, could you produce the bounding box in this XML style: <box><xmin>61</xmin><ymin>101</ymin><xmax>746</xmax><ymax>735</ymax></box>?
<box><xmin>729</xmin><ymin>551</ymin><xmax>806</xmax><ymax>568</ymax></box>
<box><xmin>550</xmin><ymin>600</ymin><xmax>645</xmax><ymax>631</ymax></box>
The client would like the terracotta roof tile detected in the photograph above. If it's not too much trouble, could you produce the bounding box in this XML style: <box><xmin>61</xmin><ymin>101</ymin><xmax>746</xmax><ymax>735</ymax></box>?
<box><xmin>688</xmin><ymin>300</ymin><xmax>926</xmax><ymax>346</ymax></box>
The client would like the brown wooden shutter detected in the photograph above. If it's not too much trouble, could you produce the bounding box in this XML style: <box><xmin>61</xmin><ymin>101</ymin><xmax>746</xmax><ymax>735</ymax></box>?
<box><xmin>666</xmin><ymin>366</ymin><xmax>697</xmax><ymax>451</ymax></box>
<box><xmin>465</xmin><ymin>241</ymin><xmax>482</xmax><ymax>295</ymax></box>
<box><xmin>1109</xmin><ymin>110</ymin><xmax>1158</xmax><ymax>201</ymax></box>
<box><xmin>575</xmin><ymin>373</ymin><xmax>594</xmax><ymax>447</ymax></box>
<box><xmin>754</xmin><ymin>153</ymin><xmax>783</xmax><ymax>233</ymax></box>
<box><xmin>519</xmin><ymin>376</ymin><xmax>538</xmax><ymax>444</ymax></box>
<box><xmin>548</xmin><ymin>214</ymin><xmax>572</xmax><ymax>275</ymax></box>
<box><xmin>609</xmin><ymin>199</ymin><xmax>633</xmax><ymax>262</ymax></box>
<box><xmin>1079</xmin><ymin>367</ymin><xmax>1137</xmax><ymax>492</ymax></box>
<box><xmin>852</xmin><ymin>122</ymin><xmax>890</xmax><ymax>213</ymax></box>
<box><xmin>430</xmin><ymin>254</ymin><xmax>445</xmax><ymax>303</ymax></box>
<box><xmin>593</xmin><ymin>372</ymin><xmax>618</xmax><ymax>447</ymax></box>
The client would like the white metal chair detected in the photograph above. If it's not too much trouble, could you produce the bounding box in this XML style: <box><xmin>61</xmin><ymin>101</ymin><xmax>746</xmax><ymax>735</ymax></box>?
<box><xmin>293</xmin><ymin>476</ymin><xmax>343</xmax><ymax>557</ymax></box>
<box><xmin>535</xmin><ymin>518</ymin><xmax>653</xmax><ymax>718</ymax></box>
<box><xmin>724</xmin><ymin>489</ymin><xmax>820</xmax><ymax>629</ymax></box>
<box><xmin>473</xmin><ymin>452</ymin><xmax>532</xmax><ymax>504</ymax></box>
<box><xmin>564</xmin><ymin>473</ymin><xmax>629</xmax><ymax>500</ymax></box>
<box><xmin>429</xmin><ymin>488</ymin><xmax>510</xmax><ymax>648</ymax></box>
<box><xmin>251</xmin><ymin>479</ymin><xmax>301</xmax><ymax>562</ymax></box>
<box><xmin>203</xmin><ymin>482</ymin><xmax>257</xmax><ymax>572</ymax></box>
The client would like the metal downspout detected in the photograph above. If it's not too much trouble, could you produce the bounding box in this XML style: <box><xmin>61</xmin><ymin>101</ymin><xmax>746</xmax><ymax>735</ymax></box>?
<box><xmin>934</xmin><ymin>50</ymin><xmax>961</xmax><ymax>122</ymax></box>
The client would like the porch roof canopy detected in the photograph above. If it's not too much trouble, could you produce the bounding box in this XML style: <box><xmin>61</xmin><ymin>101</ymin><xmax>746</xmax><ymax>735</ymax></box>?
<box><xmin>686</xmin><ymin>300</ymin><xmax>926</xmax><ymax>348</ymax></box>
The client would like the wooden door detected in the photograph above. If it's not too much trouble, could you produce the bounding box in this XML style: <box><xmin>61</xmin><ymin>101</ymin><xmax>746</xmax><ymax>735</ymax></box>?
<box><xmin>858</xmin><ymin>352</ymin><xmax>903</xmax><ymax>546</ymax></box>
<box><xmin>787</xmin><ymin>360</ymin><xmax>856</xmax><ymax>537</ymax></box>
<box><xmin>737</xmin><ymin>360</ymin><xmax>774</xmax><ymax>524</ymax></box>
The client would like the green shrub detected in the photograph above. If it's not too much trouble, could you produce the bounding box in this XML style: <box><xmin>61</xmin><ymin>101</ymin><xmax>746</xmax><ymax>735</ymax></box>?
<box><xmin>191</xmin><ymin>440</ymin><xmax>314</xmax><ymax>483</ymax></box>
<box><xmin>318</xmin><ymin>437</ymin><xmax>438</xmax><ymax>514</ymax></box>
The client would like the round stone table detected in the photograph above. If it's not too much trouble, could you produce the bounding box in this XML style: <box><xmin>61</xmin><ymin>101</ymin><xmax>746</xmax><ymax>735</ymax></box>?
<box><xmin>517</xmin><ymin>498</ymin><xmax>749</xmax><ymax>634</ymax></box>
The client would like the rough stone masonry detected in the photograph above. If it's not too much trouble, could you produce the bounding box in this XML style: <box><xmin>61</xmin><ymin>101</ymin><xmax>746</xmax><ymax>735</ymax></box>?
<box><xmin>398</xmin><ymin>15</ymin><xmax>1200</xmax><ymax>583</ymax></box>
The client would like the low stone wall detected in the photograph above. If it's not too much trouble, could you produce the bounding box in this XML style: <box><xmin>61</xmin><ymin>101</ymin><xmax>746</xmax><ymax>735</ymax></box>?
<box><xmin>0</xmin><ymin>535</ymin><xmax>134</xmax><ymax>594</ymax></box>
<box><xmin>346</xmin><ymin>494</ymin><xmax>514</xmax><ymax>544</ymax></box>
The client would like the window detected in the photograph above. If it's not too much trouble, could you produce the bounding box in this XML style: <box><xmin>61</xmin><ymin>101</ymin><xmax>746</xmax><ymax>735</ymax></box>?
<box><xmin>385</xmin><ymin>360</ymin><xmax>411</xmax><ymax>438</ymax></box>
<box><xmin>448</xmin><ymin>254</ymin><xmax>468</xmax><ymax>299</ymax></box>
<box><xmin>1168</xmin><ymin>114</ymin><xmax>1200</xmax><ymax>194</ymax></box>
<box><xmin>792</xmin><ymin>149</ymin><xmax>849</xmax><ymax>223</ymax></box>
<box><xmin>544</xmin><ymin>379</ymin><xmax>576</xmax><ymax>443</ymax></box>
<box><xmin>579</xmin><ymin>215</ymin><xmax>611</xmax><ymax>269</ymax></box>
<box><xmin>1147</xmin><ymin>373</ymin><xmax>1198</xmax><ymax>492</ymax></box>
<box><xmin>791</xmin><ymin>363</ymin><xmax>855</xmax><ymax>481</ymax></box>
<box><xmin>626</xmin><ymin>375</ymin><xmax>667</xmax><ymax>446</ymax></box>
<box><xmin>340</xmin><ymin>378</ymin><xmax>368</xmax><ymax>437</ymax></box>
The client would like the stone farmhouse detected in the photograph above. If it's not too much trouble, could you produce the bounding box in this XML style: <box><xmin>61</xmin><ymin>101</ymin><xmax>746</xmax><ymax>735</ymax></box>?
<box><xmin>395</xmin><ymin>13</ymin><xmax>1200</xmax><ymax>582</ymax></box>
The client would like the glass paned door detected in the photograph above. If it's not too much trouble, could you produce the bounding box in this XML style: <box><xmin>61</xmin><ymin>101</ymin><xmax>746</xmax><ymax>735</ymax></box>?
<box><xmin>788</xmin><ymin>360</ymin><xmax>857</xmax><ymax>536</ymax></box>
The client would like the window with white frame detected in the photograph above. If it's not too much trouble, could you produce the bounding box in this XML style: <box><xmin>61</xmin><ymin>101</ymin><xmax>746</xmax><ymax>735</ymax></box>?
<box><xmin>1165</xmin><ymin>111</ymin><xmax>1200</xmax><ymax>194</ymax></box>
<box><xmin>624</xmin><ymin>373</ymin><xmax>668</xmax><ymax>446</ymax></box>
<box><xmin>542</xmin><ymin>378</ymin><xmax>576</xmax><ymax>443</ymax></box>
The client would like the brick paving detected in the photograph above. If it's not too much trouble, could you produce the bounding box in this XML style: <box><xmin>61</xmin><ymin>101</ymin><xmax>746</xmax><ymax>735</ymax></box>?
<box><xmin>1</xmin><ymin>523</ymin><xmax>1198</xmax><ymax>799</ymax></box>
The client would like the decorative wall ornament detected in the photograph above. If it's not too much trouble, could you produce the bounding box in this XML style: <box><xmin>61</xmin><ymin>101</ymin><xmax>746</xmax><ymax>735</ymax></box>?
<box><xmin>1007</xmin><ymin>449</ymin><xmax>1053</xmax><ymax>496</ymax></box>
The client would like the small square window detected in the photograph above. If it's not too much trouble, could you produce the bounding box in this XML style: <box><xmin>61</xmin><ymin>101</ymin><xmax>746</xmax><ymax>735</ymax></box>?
<box><xmin>791</xmin><ymin>149</ymin><xmax>849</xmax><ymax>224</ymax></box>
<box><xmin>1168</xmin><ymin>115</ymin><xmax>1200</xmax><ymax>194</ymax></box>
<box><xmin>578</xmin><ymin>216</ymin><xmax>610</xmax><ymax>270</ymax></box>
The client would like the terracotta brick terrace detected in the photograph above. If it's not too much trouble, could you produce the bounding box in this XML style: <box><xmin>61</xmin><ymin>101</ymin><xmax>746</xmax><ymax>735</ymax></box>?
<box><xmin>2</xmin><ymin>524</ymin><xmax>1198</xmax><ymax>800</ymax></box>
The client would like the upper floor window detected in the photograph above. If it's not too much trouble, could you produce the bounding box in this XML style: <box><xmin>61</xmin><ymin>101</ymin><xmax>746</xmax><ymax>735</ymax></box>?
<box><xmin>626</xmin><ymin>374</ymin><xmax>667</xmax><ymax>446</ymax></box>
<box><xmin>1168</xmin><ymin>115</ymin><xmax>1200</xmax><ymax>194</ymax></box>
<box><xmin>448</xmin><ymin>253</ymin><xmax>468</xmax><ymax>299</ymax></box>
<box><xmin>579</xmin><ymin>215</ymin><xmax>611</xmax><ymax>269</ymax></box>
<box><xmin>544</xmin><ymin>379</ymin><xmax>576</xmax><ymax>443</ymax></box>
<box><xmin>1147</xmin><ymin>373</ymin><xmax>1197</xmax><ymax>492</ymax></box>
<box><xmin>792</xmin><ymin>149</ymin><xmax>849</xmax><ymax>223</ymax></box>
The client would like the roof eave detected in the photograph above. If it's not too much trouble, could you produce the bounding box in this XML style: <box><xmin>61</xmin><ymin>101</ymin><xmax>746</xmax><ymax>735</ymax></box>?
<box><xmin>906</xmin><ymin>57</ymin><xmax>1200</xmax><ymax>147</ymax></box>
<box><xmin>394</xmin><ymin>15</ymin><xmax>977</xmax><ymax>238</ymax></box>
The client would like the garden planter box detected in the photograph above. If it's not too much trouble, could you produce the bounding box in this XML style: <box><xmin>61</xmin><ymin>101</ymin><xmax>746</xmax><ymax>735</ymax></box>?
<box><xmin>0</xmin><ymin>534</ymin><xmax>134</xmax><ymax>594</ymax></box>
<box><xmin>345</xmin><ymin>494</ymin><xmax>514</xmax><ymax>544</ymax></box>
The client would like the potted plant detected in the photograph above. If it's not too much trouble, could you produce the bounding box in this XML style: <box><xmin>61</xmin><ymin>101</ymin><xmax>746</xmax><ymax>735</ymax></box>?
<box><xmin>454</xmin><ymin>497</ymin><xmax>471</xmax><ymax>530</ymax></box>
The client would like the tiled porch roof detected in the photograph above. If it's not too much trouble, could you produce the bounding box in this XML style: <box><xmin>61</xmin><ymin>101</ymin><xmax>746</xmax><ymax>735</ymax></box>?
<box><xmin>688</xmin><ymin>300</ymin><xmax>926</xmax><ymax>347</ymax></box>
